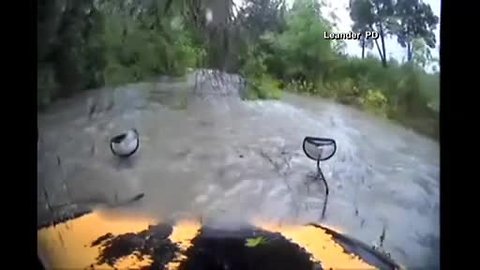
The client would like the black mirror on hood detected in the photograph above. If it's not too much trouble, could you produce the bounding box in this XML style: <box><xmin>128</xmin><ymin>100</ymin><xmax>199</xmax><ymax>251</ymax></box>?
<box><xmin>302</xmin><ymin>137</ymin><xmax>336</xmax><ymax>161</ymax></box>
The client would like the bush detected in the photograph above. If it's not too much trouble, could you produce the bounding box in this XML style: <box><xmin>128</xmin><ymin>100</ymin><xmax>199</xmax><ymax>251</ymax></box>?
<box><xmin>258</xmin><ymin>75</ymin><xmax>283</xmax><ymax>99</ymax></box>
<box><xmin>286</xmin><ymin>79</ymin><xmax>316</xmax><ymax>94</ymax></box>
<box><xmin>102</xmin><ymin>13</ymin><xmax>202</xmax><ymax>87</ymax></box>
<box><xmin>359</xmin><ymin>89</ymin><xmax>389</xmax><ymax>116</ymax></box>
<box><xmin>324</xmin><ymin>77</ymin><xmax>360</xmax><ymax>104</ymax></box>
<box><xmin>278</xmin><ymin>55</ymin><xmax>439</xmax><ymax>139</ymax></box>
<box><xmin>246</xmin><ymin>75</ymin><xmax>283</xmax><ymax>100</ymax></box>
<box><xmin>240</xmin><ymin>45</ymin><xmax>282</xmax><ymax>100</ymax></box>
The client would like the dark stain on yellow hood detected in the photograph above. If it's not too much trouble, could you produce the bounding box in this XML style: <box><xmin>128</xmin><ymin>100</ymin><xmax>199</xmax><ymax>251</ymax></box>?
<box><xmin>174</xmin><ymin>226</ymin><xmax>322</xmax><ymax>270</ymax></box>
<box><xmin>37</xmin><ymin>210</ymin><xmax>402</xmax><ymax>270</ymax></box>
<box><xmin>91</xmin><ymin>223</ymin><xmax>178</xmax><ymax>269</ymax></box>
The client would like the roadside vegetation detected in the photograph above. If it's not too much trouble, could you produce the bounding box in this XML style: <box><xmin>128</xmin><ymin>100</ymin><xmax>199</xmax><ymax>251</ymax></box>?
<box><xmin>38</xmin><ymin>0</ymin><xmax>439</xmax><ymax>139</ymax></box>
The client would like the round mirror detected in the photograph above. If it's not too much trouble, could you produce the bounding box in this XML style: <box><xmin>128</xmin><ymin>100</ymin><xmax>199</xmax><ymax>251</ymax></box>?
<box><xmin>302</xmin><ymin>137</ymin><xmax>336</xmax><ymax>161</ymax></box>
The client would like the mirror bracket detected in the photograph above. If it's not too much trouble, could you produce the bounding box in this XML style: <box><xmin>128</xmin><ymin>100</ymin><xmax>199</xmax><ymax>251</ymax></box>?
<box><xmin>302</xmin><ymin>137</ymin><xmax>336</xmax><ymax>220</ymax></box>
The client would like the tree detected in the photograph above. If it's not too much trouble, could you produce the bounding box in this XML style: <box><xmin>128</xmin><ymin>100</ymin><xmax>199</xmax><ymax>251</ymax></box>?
<box><xmin>236</xmin><ymin>0</ymin><xmax>286</xmax><ymax>41</ymax></box>
<box><xmin>38</xmin><ymin>0</ymin><xmax>105</xmax><ymax>96</ymax></box>
<box><xmin>355</xmin><ymin>27</ymin><xmax>374</xmax><ymax>59</ymax></box>
<box><xmin>273</xmin><ymin>0</ymin><xmax>336</xmax><ymax>83</ymax></box>
<box><xmin>350</xmin><ymin>0</ymin><xmax>374</xmax><ymax>59</ymax></box>
<box><xmin>350</xmin><ymin>0</ymin><xmax>396</xmax><ymax>67</ymax></box>
<box><xmin>392</xmin><ymin>0</ymin><xmax>438</xmax><ymax>62</ymax></box>
<box><xmin>412</xmin><ymin>38</ymin><xmax>432</xmax><ymax>68</ymax></box>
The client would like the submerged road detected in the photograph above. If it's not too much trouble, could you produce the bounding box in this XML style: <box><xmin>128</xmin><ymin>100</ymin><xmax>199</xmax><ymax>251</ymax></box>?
<box><xmin>37</xmin><ymin>71</ymin><xmax>439</xmax><ymax>269</ymax></box>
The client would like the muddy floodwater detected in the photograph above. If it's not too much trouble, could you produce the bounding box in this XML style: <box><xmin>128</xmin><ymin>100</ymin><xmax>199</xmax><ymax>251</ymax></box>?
<box><xmin>37</xmin><ymin>70</ymin><xmax>439</xmax><ymax>269</ymax></box>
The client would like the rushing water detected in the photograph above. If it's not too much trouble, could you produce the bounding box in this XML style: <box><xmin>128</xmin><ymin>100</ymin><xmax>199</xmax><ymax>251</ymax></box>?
<box><xmin>37</xmin><ymin>71</ymin><xmax>439</xmax><ymax>269</ymax></box>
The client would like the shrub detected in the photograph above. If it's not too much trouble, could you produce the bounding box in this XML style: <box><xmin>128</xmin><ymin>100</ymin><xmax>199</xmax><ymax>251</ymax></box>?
<box><xmin>246</xmin><ymin>75</ymin><xmax>283</xmax><ymax>100</ymax></box>
<box><xmin>359</xmin><ymin>89</ymin><xmax>389</xmax><ymax>116</ymax></box>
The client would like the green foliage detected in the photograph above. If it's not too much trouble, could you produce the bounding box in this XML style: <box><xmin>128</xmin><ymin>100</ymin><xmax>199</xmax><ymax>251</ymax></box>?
<box><xmin>236</xmin><ymin>0</ymin><xmax>287</xmax><ymax>41</ymax></box>
<box><xmin>37</xmin><ymin>0</ymin><xmax>439</xmax><ymax>140</ymax></box>
<box><xmin>287</xmin><ymin>79</ymin><xmax>316</xmax><ymax>94</ymax></box>
<box><xmin>243</xmin><ymin>62</ymin><xmax>283</xmax><ymax>100</ymax></box>
<box><xmin>324</xmin><ymin>78</ymin><xmax>360</xmax><ymax>104</ymax></box>
<box><xmin>350</xmin><ymin>0</ymin><xmax>438</xmax><ymax>64</ymax></box>
<box><xmin>270</xmin><ymin>0</ymin><xmax>336</xmax><ymax>84</ymax></box>
<box><xmin>240</xmin><ymin>46</ymin><xmax>268</xmax><ymax>80</ymax></box>
<box><xmin>392</xmin><ymin>0</ymin><xmax>438</xmax><ymax>61</ymax></box>
<box><xmin>319</xmin><ymin>57</ymin><xmax>439</xmax><ymax>138</ymax></box>
<box><xmin>240</xmin><ymin>45</ymin><xmax>282</xmax><ymax>100</ymax></box>
<box><xmin>37</xmin><ymin>0</ymin><xmax>204</xmax><ymax>105</ymax></box>
<box><xmin>349</xmin><ymin>0</ymin><xmax>396</xmax><ymax>65</ymax></box>
<box><xmin>359</xmin><ymin>89</ymin><xmax>389</xmax><ymax>116</ymax></box>
<box><xmin>412</xmin><ymin>39</ymin><xmax>434</xmax><ymax>68</ymax></box>
<box><xmin>102</xmin><ymin>10</ymin><xmax>202</xmax><ymax>86</ymax></box>
<box><xmin>255</xmin><ymin>75</ymin><xmax>283</xmax><ymax>100</ymax></box>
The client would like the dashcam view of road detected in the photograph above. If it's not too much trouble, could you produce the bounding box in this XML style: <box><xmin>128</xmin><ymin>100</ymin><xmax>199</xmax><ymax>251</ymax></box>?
<box><xmin>37</xmin><ymin>0</ymin><xmax>440</xmax><ymax>269</ymax></box>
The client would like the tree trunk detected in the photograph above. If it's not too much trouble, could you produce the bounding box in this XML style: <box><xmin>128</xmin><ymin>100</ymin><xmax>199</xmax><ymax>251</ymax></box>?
<box><xmin>378</xmin><ymin>24</ymin><xmax>387</xmax><ymax>67</ymax></box>
<box><xmin>374</xmin><ymin>38</ymin><xmax>384</xmax><ymax>62</ymax></box>
<box><xmin>407</xmin><ymin>41</ymin><xmax>413</xmax><ymax>62</ymax></box>
<box><xmin>361</xmin><ymin>36</ymin><xmax>365</xmax><ymax>59</ymax></box>
<box><xmin>370</xmin><ymin>1</ymin><xmax>387</xmax><ymax>67</ymax></box>
<box><xmin>371</xmin><ymin>24</ymin><xmax>386</xmax><ymax>66</ymax></box>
